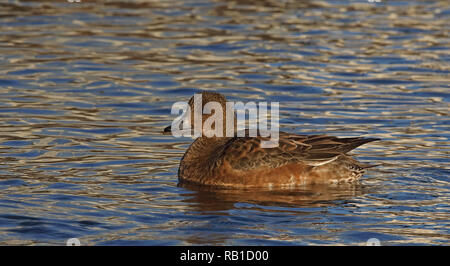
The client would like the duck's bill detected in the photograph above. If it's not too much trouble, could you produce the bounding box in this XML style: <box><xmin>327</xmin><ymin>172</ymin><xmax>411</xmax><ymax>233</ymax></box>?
<box><xmin>163</xmin><ymin>125</ymin><xmax>172</xmax><ymax>135</ymax></box>
<box><xmin>162</xmin><ymin>126</ymin><xmax>206</xmax><ymax>137</ymax></box>
<box><xmin>162</xmin><ymin>126</ymin><xmax>195</xmax><ymax>137</ymax></box>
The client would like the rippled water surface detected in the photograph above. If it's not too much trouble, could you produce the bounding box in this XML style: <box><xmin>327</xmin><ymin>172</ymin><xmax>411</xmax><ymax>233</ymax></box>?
<box><xmin>0</xmin><ymin>0</ymin><xmax>449</xmax><ymax>245</ymax></box>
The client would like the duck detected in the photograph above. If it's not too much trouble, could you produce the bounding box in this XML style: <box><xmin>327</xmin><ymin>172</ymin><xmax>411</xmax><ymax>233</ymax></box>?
<box><xmin>164</xmin><ymin>91</ymin><xmax>379</xmax><ymax>189</ymax></box>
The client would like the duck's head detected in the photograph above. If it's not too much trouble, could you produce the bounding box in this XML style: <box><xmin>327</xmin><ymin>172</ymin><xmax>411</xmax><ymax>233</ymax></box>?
<box><xmin>164</xmin><ymin>91</ymin><xmax>232</xmax><ymax>138</ymax></box>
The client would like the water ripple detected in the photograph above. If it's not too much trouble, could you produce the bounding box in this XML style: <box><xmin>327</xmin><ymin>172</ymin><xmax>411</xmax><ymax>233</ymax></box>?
<box><xmin>0</xmin><ymin>0</ymin><xmax>448</xmax><ymax>245</ymax></box>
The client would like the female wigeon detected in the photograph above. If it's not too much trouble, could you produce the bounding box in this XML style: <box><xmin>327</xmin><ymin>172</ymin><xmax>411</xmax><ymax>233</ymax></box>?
<box><xmin>164</xmin><ymin>91</ymin><xmax>379</xmax><ymax>189</ymax></box>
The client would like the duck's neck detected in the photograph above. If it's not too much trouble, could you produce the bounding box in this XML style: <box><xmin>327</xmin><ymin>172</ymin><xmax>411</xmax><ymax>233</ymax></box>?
<box><xmin>188</xmin><ymin>136</ymin><xmax>230</xmax><ymax>157</ymax></box>
<box><xmin>182</xmin><ymin>137</ymin><xmax>230</xmax><ymax>168</ymax></box>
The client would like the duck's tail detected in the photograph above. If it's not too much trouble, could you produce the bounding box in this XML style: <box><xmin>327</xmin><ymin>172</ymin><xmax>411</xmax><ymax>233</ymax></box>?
<box><xmin>338</xmin><ymin>137</ymin><xmax>380</xmax><ymax>154</ymax></box>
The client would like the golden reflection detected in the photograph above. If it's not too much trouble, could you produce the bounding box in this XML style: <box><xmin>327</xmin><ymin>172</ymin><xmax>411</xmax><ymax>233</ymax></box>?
<box><xmin>0</xmin><ymin>0</ymin><xmax>448</xmax><ymax>245</ymax></box>
<box><xmin>179</xmin><ymin>182</ymin><xmax>366</xmax><ymax>212</ymax></box>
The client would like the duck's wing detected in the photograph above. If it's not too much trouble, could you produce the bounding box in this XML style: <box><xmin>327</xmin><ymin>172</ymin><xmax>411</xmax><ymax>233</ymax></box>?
<box><xmin>221</xmin><ymin>132</ymin><xmax>379</xmax><ymax>171</ymax></box>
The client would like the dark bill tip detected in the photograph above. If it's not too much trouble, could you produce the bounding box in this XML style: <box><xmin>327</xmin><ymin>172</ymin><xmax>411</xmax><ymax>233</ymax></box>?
<box><xmin>163</xmin><ymin>125</ymin><xmax>172</xmax><ymax>134</ymax></box>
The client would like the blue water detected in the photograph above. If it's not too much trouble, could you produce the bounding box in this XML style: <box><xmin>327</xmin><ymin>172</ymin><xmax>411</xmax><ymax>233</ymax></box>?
<box><xmin>0</xmin><ymin>0</ymin><xmax>448</xmax><ymax>245</ymax></box>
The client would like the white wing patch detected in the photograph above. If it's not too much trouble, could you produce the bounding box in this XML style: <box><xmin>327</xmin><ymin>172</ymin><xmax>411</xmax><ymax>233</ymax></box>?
<box><xmin>306</xmin><ymin>156</ymin><xmax>339</xmax><ymax>166</ymax></box>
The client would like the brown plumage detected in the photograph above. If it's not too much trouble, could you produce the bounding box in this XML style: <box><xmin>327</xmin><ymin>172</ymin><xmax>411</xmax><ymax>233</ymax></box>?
<box><xmin>165</xmin><ymin>91</ymin><xmax>379</xmax><ymax>189</ymax></box>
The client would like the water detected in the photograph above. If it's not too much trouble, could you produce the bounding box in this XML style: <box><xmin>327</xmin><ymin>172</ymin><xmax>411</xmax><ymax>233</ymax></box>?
<box><xmin>0</xmin><ymin>0</ymin><xmax>448</xmax><ymax>245</ymax></box>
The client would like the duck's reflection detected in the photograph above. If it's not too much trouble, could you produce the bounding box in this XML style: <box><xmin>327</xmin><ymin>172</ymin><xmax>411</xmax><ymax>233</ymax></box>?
<box><xmin>179</xmin><ymin>182</ymin><xmax>368</xmax><ymax>212</ymax></box>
